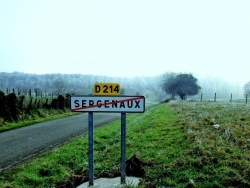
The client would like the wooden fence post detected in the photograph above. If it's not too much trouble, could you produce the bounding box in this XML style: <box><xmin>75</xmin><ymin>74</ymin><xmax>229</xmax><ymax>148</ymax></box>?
<box><xmin>214</xmin><ymin>93</ymin><xmax>216</xmax><ymax>102</ymax></box>
<box><xmin>246</xmin><ymin>94</ymin><xmax>248</xmax><ymax>104</ymax></box>
<box><xmin>230</xmin><ymin>93</ymin><xmax>232</xmax><ymax>103</ymax></box>
<box><xmin>200</xmin><ymin>93</ymin><xmax>203</xmax><ymax>102</ymax></box>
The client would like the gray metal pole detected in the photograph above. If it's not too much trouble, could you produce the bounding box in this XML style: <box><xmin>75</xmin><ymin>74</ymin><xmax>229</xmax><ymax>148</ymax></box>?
<box><xmin>88</xmin><ymin>112</ymin><xmax>94</xmax><ymax>186</ymax></box>
<box><xmin>121</xmin><ymin>113</ymin><xmax>126</xmax><ymax>184</ymax></box>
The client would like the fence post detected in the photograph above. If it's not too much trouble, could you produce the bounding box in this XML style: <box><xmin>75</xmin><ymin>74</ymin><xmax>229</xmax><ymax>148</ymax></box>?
<box><xmin>200</xmin><ymin>93</ymin><xmax>203</xmax><ymax>102</ymax></box>
<box><xmin>246</xmin><ymin>94</ymin><xmax>248</xmax><ymax>104</ymax></box>
<box><xmin>214</xmin><ymin>93</ymin><xmax>216</xmax><ymax>102</ymax></box>
<box><xmin>230</xmin><ymin>93</ymin><xmax>232</xmax><ymax>103</ymax></box>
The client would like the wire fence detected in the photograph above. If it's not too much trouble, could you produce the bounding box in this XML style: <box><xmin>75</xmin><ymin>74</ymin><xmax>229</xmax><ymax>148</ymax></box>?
<box><xmin>4</xmin><ymin>87</ymin><xmax>62</xmax><ymax>99</ymax></box>
<box><xmin>198</xmin><ymin>93</ymin><xmax>248</xmax><ymax>104</ymax></box>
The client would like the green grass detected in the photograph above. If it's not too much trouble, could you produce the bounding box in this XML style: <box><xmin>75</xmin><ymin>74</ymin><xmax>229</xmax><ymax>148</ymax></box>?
<box><xmin>1</xmin><ymin>102</ymin><xmax>250</xmax><ymax>187</ymax></box>
<box><xmin>169</xmin><ymin>101</ymin><xmax>250</xmax><ymax>187</ymax></box>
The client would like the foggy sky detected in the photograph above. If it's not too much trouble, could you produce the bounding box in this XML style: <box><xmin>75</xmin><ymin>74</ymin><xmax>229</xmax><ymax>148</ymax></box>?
<box><xmin>0</xmin><ymin>0</ymin><xmax>249</xmax><ymax>85</ymax></box>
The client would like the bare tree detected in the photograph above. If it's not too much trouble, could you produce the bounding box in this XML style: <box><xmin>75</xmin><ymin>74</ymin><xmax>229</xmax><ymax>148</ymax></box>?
<box><xmin>52</xmin><ymin>77</ymin><xmax>66</xmax><ymax>95</ymax></box>
<box><xmin>243</xmin><ymin>81</ymin><xmax>250</xmax><ymax>96</ymax></box>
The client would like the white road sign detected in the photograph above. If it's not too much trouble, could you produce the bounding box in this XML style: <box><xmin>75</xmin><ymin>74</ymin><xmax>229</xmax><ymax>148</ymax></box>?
<box><xmin>70</xmin><ymin>96</ymin><xmax>145</xmax><ymax>113</ymax></box>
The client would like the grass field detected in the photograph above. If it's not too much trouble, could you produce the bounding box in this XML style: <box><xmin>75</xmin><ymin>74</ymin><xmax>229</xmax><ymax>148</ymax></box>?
<box><xmin>0</xmin><ymin>101</ymin><xmax>250</xmax><ymax>187</ymax></box>
<box><xmin>169</xmin><ymin>101</ymin><xmax>250</xmax><ymax>187</ymax></box>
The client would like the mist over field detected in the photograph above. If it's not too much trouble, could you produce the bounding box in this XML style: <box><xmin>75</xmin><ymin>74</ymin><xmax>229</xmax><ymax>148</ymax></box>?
<box><xmin>1</xmin><ymin>1</ymin><xmax>250</xmax><ymax>86</ymax></box>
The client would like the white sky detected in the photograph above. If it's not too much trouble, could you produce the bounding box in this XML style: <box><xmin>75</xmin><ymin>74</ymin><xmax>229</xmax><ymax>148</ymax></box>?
<box><xmin>0</xmin><ymin>0</ymin><xmax>249</xmax><ymax>85</ymax></box>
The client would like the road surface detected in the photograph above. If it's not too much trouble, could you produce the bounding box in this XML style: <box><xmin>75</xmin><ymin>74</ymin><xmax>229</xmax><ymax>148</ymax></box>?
<box><xmin>0</xmin><ymin>113</ymin><xmax>120</xmax><ymax>171</ymax></box>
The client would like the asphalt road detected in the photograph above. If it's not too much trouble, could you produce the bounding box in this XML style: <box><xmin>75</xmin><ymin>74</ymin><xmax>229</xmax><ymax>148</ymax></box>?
<box><xmin>0</xmin><ymin>113</ymin><xmax>120</xmax><ymax>171</ymax></box>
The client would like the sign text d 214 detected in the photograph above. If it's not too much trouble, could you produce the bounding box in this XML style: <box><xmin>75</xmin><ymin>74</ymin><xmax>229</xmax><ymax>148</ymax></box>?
<box><xmin>94</xmin><ymin>83</ymin><xmax>120</xmax><ymax>96</ymax></box>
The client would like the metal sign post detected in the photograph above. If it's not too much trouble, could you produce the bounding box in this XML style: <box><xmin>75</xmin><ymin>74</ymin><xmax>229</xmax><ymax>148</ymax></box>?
<box><xmin>121</xmin><ymin>113</ymin><xmax>126</xmax><ymax>184</ymax></box>
<box><xmin>70</xmin><ymin>95</ymin><xmax>145</xmax><ymax>186</ymax></box>
<box><xmin>88</xmin><ymin>112</ymin><xmax>94</xmax><ymax>186</ymax></box>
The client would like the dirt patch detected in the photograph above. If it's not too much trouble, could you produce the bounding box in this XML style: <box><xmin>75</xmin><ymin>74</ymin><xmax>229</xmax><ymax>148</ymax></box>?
<box><xmin>126</xmin><ymin>154</ymin><xmax>149</xmax><ymax>177</ymax></box>
<box><xmin>56</xmin><ymin>155</ymin><xmax>151</xmax><ymax>187</ymax></box>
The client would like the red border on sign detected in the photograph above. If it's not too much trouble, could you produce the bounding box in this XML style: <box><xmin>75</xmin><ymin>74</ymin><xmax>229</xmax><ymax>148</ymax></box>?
<box><xmin>72</xmin><ymin>96</ymin><xmax>144</xmax><ymax>112</ymax></box>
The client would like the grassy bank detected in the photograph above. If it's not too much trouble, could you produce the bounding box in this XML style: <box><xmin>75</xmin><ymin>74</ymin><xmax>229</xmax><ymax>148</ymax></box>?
<box><xmin>1</xmin><ymin>102</ymin><xmax>250</xmax><ymax>187</ymax></box>
<box><xmin>170</xmin><ymin>101</ymin><xmax>250</xmax><ymax>187</ymax></box>
<box><xmin>0</xmin><ymin>109</ymin><xmax>75</xmax><ymax>133</ymax></box>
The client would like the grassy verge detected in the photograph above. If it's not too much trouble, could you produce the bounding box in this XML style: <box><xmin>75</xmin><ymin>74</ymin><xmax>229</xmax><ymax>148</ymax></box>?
<box><xmin>1</xmin><ymin>102</ymin><xmax>250</xmax><ymax>187</ymax></box>
<box><xmin>0</xmin><ymin>103</ymin><xmax>182</xmax><ymax>187</ymax></box>
<box><xmin>0</xmin><ymin>109</ymin><xmax>76</xmax><ymax>133</ymax></box>
<box><xmin>169</xmin><ymin>101</ymin><xmax>250</xmax><ymax>187</ymax></box>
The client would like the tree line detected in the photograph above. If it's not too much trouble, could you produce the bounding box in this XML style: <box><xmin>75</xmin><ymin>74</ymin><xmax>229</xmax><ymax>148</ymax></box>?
<box><xmin>0</xmin><ymin>72</ymin><xmax>157</xmax><ymax>97</ymax></box>
<box><xmin>0</xmin><ymin>71</ymin><xmax>247</xmax><ymax>102</ymax></box>
<box><xmin>1</xmin><ymin>71</ymin><xmax>248</xmax><ymax>124</ymax></box>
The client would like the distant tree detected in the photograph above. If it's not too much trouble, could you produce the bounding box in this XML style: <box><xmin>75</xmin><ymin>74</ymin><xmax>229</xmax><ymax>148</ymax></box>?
<box><xmin>162</xmin><ymin>73</ymin><xmax>201</xmax><ymax>100</ymax></box>
<box><xmin>135</xmin><ymin>91</ymin><xmax>140</xmax><ymax>96</ymax></box>
<box><xmin>0</xmin><ymin>77</ymin><xmax>7</xmax><ymax>91</ymax></box>
<box><xmin>161</xmin><ymin>72</ymin><xmax>178</xmax><ymax>99</ymax></box>
<box><xmin>121</xmin><ymin>88</ymin><xmax>125</xmax><ymax>95</ymax></box>
<box><xmin>243</xmin><ymin>81</ymin><xmax>250</xmax><ymax>96</ymax></box>
<box><xmin>52</xmin><ymin>77</ymin><xmax>66</xmax><ymax>95</ymax></box>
